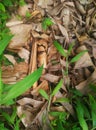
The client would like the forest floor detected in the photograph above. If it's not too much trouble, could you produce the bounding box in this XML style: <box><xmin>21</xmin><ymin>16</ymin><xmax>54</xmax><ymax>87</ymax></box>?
<box><xmin>1</xmin><ymin>0</ymin><xmax>96</xmax><ymax>130</ymax></box>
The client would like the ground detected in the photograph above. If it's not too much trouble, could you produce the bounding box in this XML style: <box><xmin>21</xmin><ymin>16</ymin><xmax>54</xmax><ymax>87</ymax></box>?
<box><xmin>1</xmin><ymin>0</ymin><xmax>96</xmax><ymax>130</ymax></box>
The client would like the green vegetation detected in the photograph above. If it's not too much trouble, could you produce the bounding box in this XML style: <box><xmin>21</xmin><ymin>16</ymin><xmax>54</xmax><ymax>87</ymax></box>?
<box><xmin>42</xmin><ymin>17</ymin><xmax>53</xmax><ymax>30</ymax></box>
<box><xmin>0</xmin><ymin>1</ymin><xmax>96</xmax><ymax>129</ymax></box>
<box><xmin>0</xmin><ymin>1</ymin><xmax>43</xmax><ymax>129</ymax></box>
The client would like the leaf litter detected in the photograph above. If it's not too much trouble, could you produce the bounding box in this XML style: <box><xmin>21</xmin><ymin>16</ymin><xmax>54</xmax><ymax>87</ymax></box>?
<box><xmin>1</xmin><ymin>0</ymin><xmax>96</xmax><ymax>129</ymax></box>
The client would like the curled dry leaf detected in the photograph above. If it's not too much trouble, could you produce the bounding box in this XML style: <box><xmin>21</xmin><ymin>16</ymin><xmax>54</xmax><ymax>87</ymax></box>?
<box><xmin>61</xmin><ymin>8</ymin><xmax>70</xmax><ymax>28</ymax></box>
<box><xmin>74</xmin><ymin>45</ymin><xmax>94</xmax><ymax>69</ymax></box>
<box><xmin>32</xmin><ymin>31</ymin><xmax>49</xmax><ymax>41</ymax></box>
<box><xmin>76</xmin><ymin>69</ymin><xmax>96</xmax><ymax>94</ymax></box>
<box><xmin>17</xmin><ymin>98</ymin><xmax>43</xmax><ymax>108</ymax></box>
<box><xmin>31</xmin><ymin>80</ymin><xmax>49</xmax><ymax>96</ymax></box>
<box><xmin>4</xmin><ymin>54</ymin><xmax>17</xmax><ymax>65</ymax></box>
<box><xmin>48</xmin><ymin>3</ymin><xmax>63</xmax><ymax>16</ymax></box>
<box><xmin>57</xmin><ymin>23</ymin><xmax>69</xmax><ymax>43</ymax></box>
<box><xmin>74</xmin><ymin>1</ymin><xmax>86</xmax><ymax>15</ymax></box>
<box><xmin>17</xmin><ymin>98</ymin><xmax>44</xmax><ymax>127</ymax></box>
<box><xmin>41</xmin><ymin>73</ymin><xmax>60</xmax><ymax>83</ymax></box>
<box><xmin>8</xmin><ymin>24</ymin><xmax>32</xmax><ymax>49</ymax></box>
<box><xmin>18</xmin><ymin>48</ymin><xmax>30</xmax><ymax>63</ymax></box>
<box><xmin>17</xmin><ymin>106</ymin><xmax>34</xmax><ymax>127</ymax></box>
<box><xmin>26</xmin><ymin>102</ymin><xmax>51</xmax><ymax>130</ymax></box>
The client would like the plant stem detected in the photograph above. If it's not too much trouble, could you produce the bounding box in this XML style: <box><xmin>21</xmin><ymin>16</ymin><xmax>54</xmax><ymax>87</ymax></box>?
<box><xmin>65</xmin><ymin>56</ymin><xmax>70</xmax><ymax>90</ymax></box>
<box><xmin>0</xmin><ymin>60</ymin><xmax>2</xmax><ymax>103</ymax></box>
<box><xmin>47</xmin><ymin>95</ymin><xmax>52</xmax><ymax>112</ymax></box>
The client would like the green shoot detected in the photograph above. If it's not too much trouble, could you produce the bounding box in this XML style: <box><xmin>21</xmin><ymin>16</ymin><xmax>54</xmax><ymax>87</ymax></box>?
<box><xmin>51</xmin><ymin>79</ymin><xmax>63</xmax><ymax>96</ymax></box>
<box><xmin>42</xmin><ymin>17</ymin><xmax>53</xmax><ymax>30</ymax></box>
<box><xmin>70</xmin><ymin>50</ymin><xmax>88</xmax><ymax>63</ymax></box>
<box><xmin>39</xmin><ymin>89</ymin><xmax>49</xmax><ymax>100</ymax></box>
<box><xmin>53</xmin><ymin>41</ymin><xmax>67</xmax><ymax>57</ymax></box>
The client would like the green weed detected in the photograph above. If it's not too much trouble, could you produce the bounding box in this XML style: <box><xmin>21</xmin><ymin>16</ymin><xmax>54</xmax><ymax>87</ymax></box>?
<box><xmin>42</xmin><ymin>17</ymin><xmax>53</xmax><ymax>30</ymax></box>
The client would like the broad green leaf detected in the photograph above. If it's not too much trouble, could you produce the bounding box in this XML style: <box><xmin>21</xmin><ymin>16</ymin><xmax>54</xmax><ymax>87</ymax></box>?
<box><xmin>0</xmin><ymin>3</ymin><xmax>5</xmax><ymax>12</ymax></box>
<box><xmin>1</xmin><ymin>66</ymin><xmax>43</xmax><ymax>104</ymax></box>
<box><xmin>75</xmin><ymin>100</ymin><xmax>88</xmax><ymax>130</ymax></box>
<box><xmin>53</xmin><ymin>41</ymin><xmax>67</xmax><ymax>57</ymax></box>
<box><xmin>51</xmin><ymin>79</ymin><xmax>63</xmax><ymax>96</ymax></box>
<box><xmin>70</xmin><ymin>50</ymin><xmax>87</xmax><ymax>63</ymax></box>
<box><xmin>0</xmin><ymin>35</ymin><xmax>13</xmax><ymax>55</ymax></box>
<box><xmin>39</xmin><ymin>89</ymin><xmax>49</xmax><ymax>100</ymax></box>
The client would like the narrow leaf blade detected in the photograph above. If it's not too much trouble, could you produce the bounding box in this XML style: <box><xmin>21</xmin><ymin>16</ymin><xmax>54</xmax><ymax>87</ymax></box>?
<box><xmin>39</xmin><ymin>89</ymin><xmax>49</xmax><ymax>100</ymax></box>
<box><xmin>0</xmin><ymin>35</ymin><xmax>13</xmax><ymax>55</ymax></box>
<box><xmin>51</xmin><ymin>79</ymin><xmax>63</xmax><ymax>96</ymax></box>
<box><xmin>70</xmin><ymin>50</ymin><xmax>87</xmax><ymax>63</ymax></box>
<box><xmin>1</xmin><ymin>66</ymin><xmax>43</xmax><ymax>104</ymax></box>
<box><xmin>53</xmin><ymin>41</ymin><xmax>67</xmax><ymax>57</ymax></box>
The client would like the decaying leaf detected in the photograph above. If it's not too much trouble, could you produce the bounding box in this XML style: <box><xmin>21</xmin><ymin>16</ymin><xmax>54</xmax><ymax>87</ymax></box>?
<box><xmin>76</xmin><ymin>70</ymin><xmax>96</xmax><ymax>94</ymax></box>
<box><xmin>57</xmin><ymin>23</ymin><xmax>69</xmax><ymax>43</ymax></box>
<box><xmin>74</xmin><ymin>45</ymin><xmax>94</xmax><ymax>69</ymax></box>
<box><xmin>18</xmin><ymin>48</ymin><xmax>30</xmax><ymax>63</ymax></box>
<box><xmin>2</xmin><ymin>62</ymin><xmax>28</xmax><ymax>84</ymax></box>
<box><xmin>8</xmin><ymin>24</ymin><xmax>32</xmax><ymax>49</ymax></box>
<box><xmin>31</xmin><ymin>80</ymin><xmax>49</xmax><ymax>96</ymax></box>
<box><xmin>4</xmin><ymin>54</ymin><xmax>16</xmax><ymax>65</ymax></box>
<box><xmin>41</xmin><ymin>73</ymin><xmax>60</xmax><ymax>83</ymax></box>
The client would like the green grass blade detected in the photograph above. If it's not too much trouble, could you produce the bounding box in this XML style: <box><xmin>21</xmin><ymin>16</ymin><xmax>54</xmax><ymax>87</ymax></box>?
<box><xmin>70</xmin><ymin>50</ymin><xmax>87</xmax><ymax>63</ymax></box>
<box><xmin>0</xmin><ymin>35</ymin><xmax>13</xmax><ymax>55</ymax></box>
<box><xmin>39</xmin><ymin>89</ymin><xmax>49</xmax><ymax>100</ymax></box>
<box><xmin>75</xmin><ymin>100</ymin><xmax>88</xmax><ymax>130</ymax></box>
<box><xmin>1</xmin><ymin>66</ymin><xmax>43</xmax><ymax>104</ymax></box>
<box><xmin>51</xmin><ymin>79</ymin><xmax>63</xmax><ymax>96</ymax></box>
<box><xmin>53</xmin><ymin>41</ymin><xmax>67</xmax><ymax>57</ymax></box>
<box><xmin>89</xmin><ymin>95</ymin><xmax>96</xmax><ymax>128</ymax></box>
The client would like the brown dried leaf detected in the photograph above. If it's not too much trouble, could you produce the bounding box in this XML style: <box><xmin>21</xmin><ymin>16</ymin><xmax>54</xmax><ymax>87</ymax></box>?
<box><xmin>18</xmin><ymin>48</ymin><xmax>30</xmax><ymax>63</ymax></box>
<box><xmin>48</xmin><ymin>3</ymin><xmax>63</xmax><ymax>16</ymax></box>
<box><xmin>17</xmin><ymin>98</ymin><xmax>43</xmax><ymax>108</ymax></box>
<box><xmin>31</xmin><ymin>80</ymin><xmax>49</xmax><ymax>96</ymax></box>
<box><xmin>41</xmin><ymin>73</ymin><xmax>60</xmax><ymax>83</ymax></box>
<box><xmin>76</xmin><ymin>69</ymin><xmax>96</xmax><ymax>94</ymax></box>
<box><xmin>92</xmin><ymin>47</ymin><xmax>96</xmax><ymax>59</ymax></box>
<box><xmin>8</xmin><ymin>24</ymin><xmax>32</xmax><ymax>49</ymax></box>
<box><xmin>29</xmin><ymin>40</ymin><xmax>37</xmax><ymax>89</ymax></box>
<box><xmin>37</xmin><ymin>0</ymin><xmax>53</xmax><ymax>8</ymax></box>
<box><xmin>74</xmin><ymin>1</ymin><xmax>86</xmax><ymax>15</ymax></box>
<box><xmin>4</xmin><ymin>54</ymin><xmax>16</xmax><ymax>65</ymax></box>
<box><xmin>57</xmin><ymin>23</ymin><xmax>69</xmax><ymax>43</ymax></box>
<box><xmin>74</xmin><ymin>45</ymin><xmax>94</xmax><ymax>69</ymax></box>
